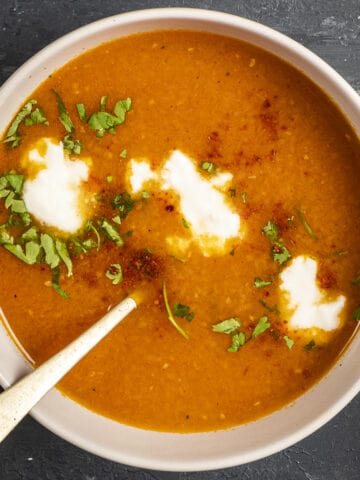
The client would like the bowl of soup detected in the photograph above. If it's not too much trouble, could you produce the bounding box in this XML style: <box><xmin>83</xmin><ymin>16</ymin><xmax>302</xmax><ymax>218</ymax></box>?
<box><xmin>0</xmin><ymin>7</ymin><xmax>359</xmax><ymax>471</ymax></box>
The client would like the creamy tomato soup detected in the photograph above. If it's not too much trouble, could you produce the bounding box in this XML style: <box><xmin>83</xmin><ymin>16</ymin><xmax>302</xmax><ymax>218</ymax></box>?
<box><xmin>0</xmin><ymin>30</ymin><xmax>359</xmax><ymax>433</ymax></box>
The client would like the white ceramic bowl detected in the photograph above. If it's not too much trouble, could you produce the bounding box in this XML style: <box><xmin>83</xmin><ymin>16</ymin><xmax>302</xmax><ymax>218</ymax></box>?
<box><xmin>0</xmin><ymin>8</ymin><xmax>360</xmax><ymax>472</ymax></box>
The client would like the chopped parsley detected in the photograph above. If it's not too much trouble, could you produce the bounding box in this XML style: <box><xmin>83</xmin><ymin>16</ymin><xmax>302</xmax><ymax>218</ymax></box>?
<box><xmin>100</xmin><ymin>219</ymin><xmax>124</xmax><ymax>247</ymax></box>
<box><xmin>52</xmin><ymin>90</ymin><xmax>82</xmax><ymax>154</ymax></box>
<box><xmin>51</xmin><ymin>266</ymin><xmax>69</xmax><ymax>299</ymax></box>
<box><xmin>120</xmin><ymin>149</ymin><xmax>127</xmax><ymax>158</ymax></box>
<box><xmin>241</xmin><ymin>191</ymin><xmax>247</xmax><ymax>204</ymax></box>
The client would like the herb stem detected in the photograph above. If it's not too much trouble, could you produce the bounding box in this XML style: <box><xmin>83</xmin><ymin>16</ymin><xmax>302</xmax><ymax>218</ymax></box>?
<box><xmin>162</xmin><ymin>281</ymin><xmax>189</xmax><ymax>340</ymax></box>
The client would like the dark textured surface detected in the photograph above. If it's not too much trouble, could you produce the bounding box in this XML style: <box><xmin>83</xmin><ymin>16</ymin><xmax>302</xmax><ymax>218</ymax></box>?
<box><xmin>0</xmin><ymin>1</ymin><xmax>359</xmax><ymax>479</ymax></box>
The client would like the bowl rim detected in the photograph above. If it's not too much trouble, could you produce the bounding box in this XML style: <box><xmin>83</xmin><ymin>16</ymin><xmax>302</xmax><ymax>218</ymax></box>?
<box><xmin>0</xmin><ymin>7</ymin><xmax>360</xmax><ymax>472</ymax></box>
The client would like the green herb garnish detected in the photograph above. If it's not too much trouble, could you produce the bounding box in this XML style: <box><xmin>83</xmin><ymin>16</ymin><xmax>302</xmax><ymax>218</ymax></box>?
<box><xmin>296</xmin><ymin>208</ymin><xmax>318</xmax><ymax>240</ymax></box>
<box><xmin>182</xmin><ymin>218</ymin><xmax>190</xmax><ymax>229</ymax></box>
<box><xmin>105</xmin><ymin>264</ymin><xmax>123</xmax><ymax>285</ymax></box>
<box><xmin>304</xmin><ymin>339</ymin><xmax>316</xmax><ymax>351</ymax></box>
<box><xmin>23</xmin><ymin>107</ymin><xmax>48</xmax><ymax>127</ymax></box>
<box><xmin>201</xmin><ymin>161</ymin><xmax>215</xmax><ymax>173</ymax></box>
<box><xmin>283</xmin><ymin>335</ymin><xmax>295</xmax><ymax>349</ymax></box>
<box><xmin>271</xmin><ymin>244</ymin><xmax>291</xmax><ymax>265</ymax></box>
<box><xmin>241</xmin><ymin>191</ymin><xmax>247</xmax><ymax>204</ymax></box>
<box><xmin>262</xmin><ymin>220</ymin><xmax>279</xmax><ymax>242</ymax></box>
<box><xmin>252</xmin><ymin>316</ymin><xmax>270</xmax><ymax>337</ymax></box>
<box><xmin>112</xmin><ymin>192</ymin><xmax>134</xmax><ymax>220</ymax></box>
<box><xmin>76</xmin><ymin>103</ymin><xmax>87</xmax><ymax>122</ymax></box>
<box><xmin>259</xmin><ymin>299</ymin><xmax>279</xmax><ymax>313</ymax></box>
<box><xmin>120</xmin><ymin>149</ymin><xmax>127</xmax><ymax>158</ymax></box>
<box><xmin>351</xmin><ymin>305</ymin><xmax>360</xmax><ymax>321</ymax></box>
<box><xmin>101</xmin><ymin>219</ymin><xmax>124</xmax><ymax>247</ymax></box>
<box><xmin>227</xmin><ymin>332</ymin><xmax>246</xmax><ymax>352</ymax></box>
<box><xmin>2</xmin><ymin>100</ymin><xmax>37</xmax><ymax>147</ymax></box>
<box><xmin>212</xmin><ymin>317</ymin><xmax>241</xmax><ymax>334</ymax></box>
<box><xmin>254</xmin><ymin>277</ymin><xmax>272</xmax><ymax>288</ymax></box>
<box><xmin>87</xmin><ymin>97</ymin><xmax>132</xmax><ymax>138</ymax></box>
<box><xmin>162</xmin><ymin>281</ymin><xmax>189</xmax><ymax>339</ymax></box>
<box><xmin>173</xmin><ymin>303</ymin><xmax>195</xmax><ymax>322</ymax></box>
<box><xmin>51</xmin><ymin>266</ymin><xmax>69</xmax><ymax>299</ymax></box>
<box><xmin>52</xmin><ymin>89</ymin><xmax>74</xmax><ymax>133</ymax></box>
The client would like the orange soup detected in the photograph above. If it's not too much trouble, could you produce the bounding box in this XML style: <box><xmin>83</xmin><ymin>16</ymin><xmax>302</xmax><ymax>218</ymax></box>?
<box><xmin>0</xmin><ymin>30</ymin><xmax>359</xmax><ymax>433</ymax></box>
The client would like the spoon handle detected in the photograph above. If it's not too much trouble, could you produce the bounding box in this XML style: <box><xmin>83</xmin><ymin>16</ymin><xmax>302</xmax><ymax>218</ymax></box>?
<box><xmin>0</xmin><ymin>296</ymin><xmax>137</xmax><ymax>443</ymax></box>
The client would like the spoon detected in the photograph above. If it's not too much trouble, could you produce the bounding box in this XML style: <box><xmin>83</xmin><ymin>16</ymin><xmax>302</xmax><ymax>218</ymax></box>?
<box><xmin>0</xmin><ymin>294</ymin><xmax>138</xmax><ymax>443</ymax></box>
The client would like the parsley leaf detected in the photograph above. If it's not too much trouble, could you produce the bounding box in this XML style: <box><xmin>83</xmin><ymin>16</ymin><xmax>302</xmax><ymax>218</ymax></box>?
<box><xmin>55</xmin><ymin>239</ymin><xmax>73</xmax><ymax>277</ymax></box>
<box><xmin>182</xmin><ymin>218</ymin><xmax>190</xmax><ymax>229</ymax></box>
<box><xmin>87</xmin><ymin>97</ymin><xmax>132</xmax><ymax>137</ymax></box>
<box><xmin>76</xmin><ymin>103</ymin><xmax>87</xmax><ymax>121</ymax></box>
<box><xmin>212</xmin><ymin>317</ymin><xmax>241</xmax><ymax>334</ymax></box>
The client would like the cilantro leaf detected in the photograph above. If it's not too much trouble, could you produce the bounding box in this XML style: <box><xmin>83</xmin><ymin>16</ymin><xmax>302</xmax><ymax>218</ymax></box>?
<box><xmin>172</xmin><ymin>303</ymin><xmax>194</xmax><ymax>322</ymax></box>
<box><xmin>262</xmin><ymin>220</ymin><xmax>279</xmax><ymax>242</ymax></box>
<box><xmin>271</xmin><ymin>244</ymin><xmax>291</xmax><ymax>265</ymax></box>
<box><xmin>212</xmin><ymin>317</ymin><xmax>241</xmax><ymax>334</ymax></box>
<box><xmin>52</xmin><ymin>90</ymin><xmax>74</xmax><ymax>133</ymax></box>
<box><xmin>2</xmin><ymin>100</ymin><xmax>37</xmax><ymax>147</ymax></box>
<box><xmin>112</xmin><ymin>192</ymin><xmax>134</xmax><ymax>220</ymax></box>
<box><xmin>252</xmin><ymin>316</ymin><xmax>270</xmax><ymax>338</ymax></box>
<box><xmin>254</xmin><ymin>277</ymin><xmax>272</xmax><ymax>288</ymax></box>
<box><xmin>41</xmin><ymin>233</ymin><xmax>60</xmax><ymax>269</ymax></box>
<box><xmin>105</xmin><ymin>263</ymin><xmax>123</xmax><ymax>285</ymax></box>
<box><xmin>351</xmin><ymin>305</ymin><xmax>360</xmax><ymax>321</ymax></box>
<box><xmin>227</xmin><ymin>332</ymin><xmax>246</xmax><ymax>352</ymax></box>
<box><xmin>23</xmin><ymin>107</ymin><xmax>48</xmax><ymax>127</ymax></box>
<box><xmin>76</xmin><ymin>103</ymin><xmax>87</xmax><ymax>122</ymax></box>
<box><xmin>51</xmin><ymin>266</ymin><xmax>69</xmax><ymax>299</ymax></box>
<box><xmin>63</xmin><ymin>133</ymin><xmax>83</xmax><ymax>155</ymax></box>
<box><xmin>283</xmin><ymin>335</ymin><xmax>295</xmax><ymax>349</ymax></box>
<box><xmin>101</xmin><ymin>219</ymin><xmax>124</xmax><ymax>247</ymax></box>
<box><xmin>304</xmin><ymin>339</ymin><xmax>316</xmax><ymax>351</ymax></box>
<box><xmin>55</xmin><ymin>239</ymin><xmax>73</xmax><ymax>277</ymax></box>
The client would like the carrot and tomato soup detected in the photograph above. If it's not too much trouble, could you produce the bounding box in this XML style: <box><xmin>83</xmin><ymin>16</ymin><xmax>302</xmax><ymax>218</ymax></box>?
<box><xmin>0</xmin><ymin>31</ymin><xmax>359</xmax><ymax>432</ymax></box>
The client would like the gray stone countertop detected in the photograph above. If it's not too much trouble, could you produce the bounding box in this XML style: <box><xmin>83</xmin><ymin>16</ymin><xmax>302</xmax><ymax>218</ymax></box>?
<box><xmin>0</xmin><ymin>1</ymin><xmax>359</xmax><ymax>479</ymax></box>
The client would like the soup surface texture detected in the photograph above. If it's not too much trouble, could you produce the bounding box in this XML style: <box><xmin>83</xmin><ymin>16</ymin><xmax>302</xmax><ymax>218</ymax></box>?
<box><xmin>0</xmin><ymin>30</ymin><xmax>360</xmax><ymax>433</ymax></box>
